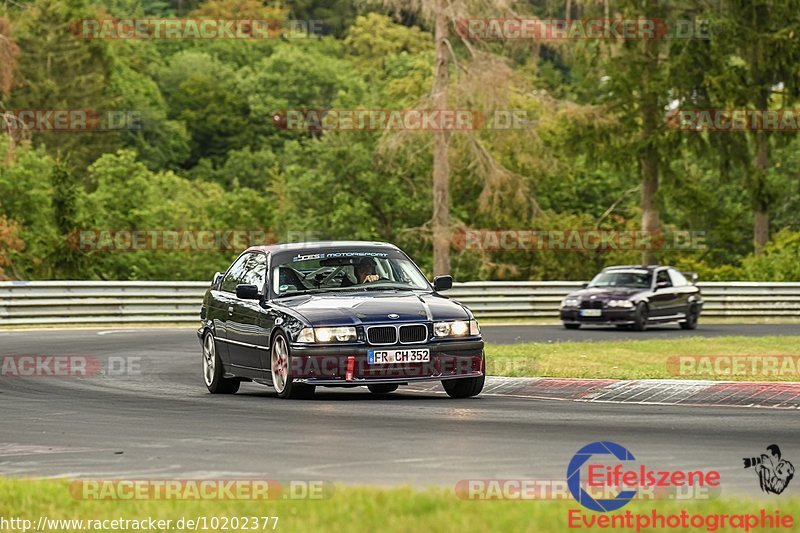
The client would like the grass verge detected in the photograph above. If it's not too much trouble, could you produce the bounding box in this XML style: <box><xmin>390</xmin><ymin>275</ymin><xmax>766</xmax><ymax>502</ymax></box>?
<box><xmin>1</xmin><ymin>478</ymin><xmax>798</xmax><ymax>532</ymax></box>
<box><xmin>485</xmin><ymin>336</ymin><xmax>800</xmax><ymax>381</ymax></box>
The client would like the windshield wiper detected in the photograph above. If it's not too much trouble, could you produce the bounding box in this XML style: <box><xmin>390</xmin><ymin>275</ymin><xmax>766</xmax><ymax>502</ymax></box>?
<box><xmin>275</xmin><ymin>288</ymin><xmax>336</xmax><ymax>298</ymax></box>
<box><xmin>360</xmin><ymin>285</ymin><xmax>417</xmax><ymax>291</ymax></box>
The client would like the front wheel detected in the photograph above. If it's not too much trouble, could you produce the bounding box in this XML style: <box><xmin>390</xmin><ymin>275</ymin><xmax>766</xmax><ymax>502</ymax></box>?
<box><xmin>631</xmin><ymin>303</ymin><xmax>649</xmax><ymax>331</ymax></box>
<box><xmin>443</xmin><ymin>375</ymin><xmax>485</xmax><ymax>398</ymax></box>
<box><xmin>679</xmin><ymin>306</ymin><xmax>699</xmax><ymax>330</ymax></box>
<box><xmin>202</xmin><ymin>331</ymin><xmax>240</xmax><ymax>394</ymax></box>
<box><xmin>270</xmin><ymin>333</ymin><xmax>315</xmax><ymax>399</ymax></box>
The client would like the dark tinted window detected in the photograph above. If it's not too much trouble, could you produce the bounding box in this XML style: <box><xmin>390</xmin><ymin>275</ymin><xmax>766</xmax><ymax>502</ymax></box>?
<box><xmin>220</xmin><ymin>253</ymin><xmax>252</xmax><ymax>293</ymax></box>
<box><xmin>589</xmin><ymin>270</ymin><xmax>652</xmax><ymax>289</ymax></box>
<box><xmin>239</xmin><ymin>253</ymin><xmax>267</xmax><ymax>293</ymax></box>
<box><xmin>656</xmin><ymin>270</ymin><xmax>672</xmax><ymax>287</ymax></box>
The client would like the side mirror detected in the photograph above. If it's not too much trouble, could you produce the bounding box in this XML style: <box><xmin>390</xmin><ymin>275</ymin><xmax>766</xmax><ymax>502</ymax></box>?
<box><xmin>655</xmin><ymin>280</ymin><xmax>670</xmax><ymax>290</ymax></box>
<box><xmin>581</xmin><ymin>282</ymin><xmax>589</xmax><ymax>289</ymax></box>
<box><xmin>433</xmin><ymin>275</ymin><xmax>453</xmax><ymax>292</ymax></box>
<box><xmin>236</xmin><ymin>284</ymin><xmax>260</xmax><ymax>300</ymax></box>
<box><xmin>212</xmin><ymin>272</ymin><xmax>223</xmax><ymax>288</ymax></box>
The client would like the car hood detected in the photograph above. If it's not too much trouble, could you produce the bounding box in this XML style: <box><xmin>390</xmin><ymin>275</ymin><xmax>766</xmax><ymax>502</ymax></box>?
<box><xmin>568</xmin><ymin>287</ymin><xmax>646</xmax><ymax>300</ymax></box>
<box><xmin>274</xmin><ymin>291</ymin><xmax>471</xmax><ymax>326</ymax></box>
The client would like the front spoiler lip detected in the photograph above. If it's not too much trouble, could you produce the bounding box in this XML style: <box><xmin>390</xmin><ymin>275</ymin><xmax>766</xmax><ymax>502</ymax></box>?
<box><xmin>296</xmin><ymin>371</ymin><xmax>484</xmax><ymax>386</ymax></box>
<box><xmin>562</xmin><ymin>319</ymin><xmax>636</xmax><ymax>326</ymax></box>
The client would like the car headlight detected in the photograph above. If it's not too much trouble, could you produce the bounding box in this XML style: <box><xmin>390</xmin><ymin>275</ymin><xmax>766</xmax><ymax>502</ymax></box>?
<box><xmin>469</xmin><ymin>319</ymin><xmax>480</xmax><ymax>336</ymax></box>
<box><xmin>296</xmin><ymin>327</ymin><xmax>357</xmax><ymax>343</ymax></box>
<box><xmin>607</xmin><ymin>300</ymin><xmax>634</xmax><ymax>308</ymax></box>
<box><xmin>296</xmin><ymin>328</ymin><xmax>315</xmax><ymax>343</ymax></box>
<box><xmin>434</xmin><ymin>320</ymin><xmax>479</xmax><ymax>338</ymax></box>
<box><xmin>561</xmin><ymin>298</ymin><xmax>580</xmax><ymax>308</ymax></box>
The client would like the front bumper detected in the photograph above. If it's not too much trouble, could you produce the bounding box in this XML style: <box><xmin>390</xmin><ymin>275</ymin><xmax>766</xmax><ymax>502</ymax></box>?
<box><xmin>289</xmin><ymin>339</ymin><xmax>484</xmax><ymax>385</ymax></box>
<box><xmin>560</xmin><ymin>308</ymin><xmax>636</xmax><ymax>325</ymax></box>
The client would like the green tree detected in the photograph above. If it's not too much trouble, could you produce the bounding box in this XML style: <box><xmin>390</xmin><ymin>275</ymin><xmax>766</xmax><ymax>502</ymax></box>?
<box><xmin>10</xmin><ymin>0</ymin><xmax>121</xmax><ymax>169</ymax></box>
<box><xmin>699</xmin><ymin>0</ymin><xmax>800</xmax><ymax>254</ymax></box>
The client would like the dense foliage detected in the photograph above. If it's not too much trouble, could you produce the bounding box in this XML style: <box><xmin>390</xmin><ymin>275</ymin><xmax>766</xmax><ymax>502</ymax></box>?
<box><xmin>0</xmin><ymin>0</ymin><xmax>798</xmax><ymax>281</ymax></box>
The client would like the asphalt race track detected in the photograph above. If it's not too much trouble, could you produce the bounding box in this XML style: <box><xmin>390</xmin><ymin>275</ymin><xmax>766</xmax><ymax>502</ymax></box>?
<box><xmin>482</xmin><ymin>323</ymin><xmax>800</xmax><ymax>344</ymax></box>
<box><xmin>1</xmin><ymin>327</ymin><xmax>798</xmax><ymax>496</ymax></box>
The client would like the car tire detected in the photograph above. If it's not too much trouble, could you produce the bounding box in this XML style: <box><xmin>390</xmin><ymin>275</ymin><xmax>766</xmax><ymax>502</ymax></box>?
<box><xmin>270</xmin><ymin>332</ymin><xmax>315</xmax><ymax>399</ymax></box>
<box><xmin>679</xmin><ymin>306</ymin><xmax>699</xmax><ymax>330</ymax></box>
<box><xmin>631</xmin><ymin>303</ymin><xmax>649</xmax><ymax>331</ymax></box>
<box><xmin>368</xmin><ymin>384</ymin><xmax>399</xmax><ymax>394</ymax></box>
<box><xmin>442</xmin><ymin>375</ymin><xmax>485</xmax><ymax>398</ymax></box>
<box><xmin>563</xmin><ymin>323</ymin><xmax>581</xmax><ymax>330</ymax></box>
<box><xmin>202</xmin><ymin>331</ymin><xmax>240</xmax><ymax>394</ymax></box>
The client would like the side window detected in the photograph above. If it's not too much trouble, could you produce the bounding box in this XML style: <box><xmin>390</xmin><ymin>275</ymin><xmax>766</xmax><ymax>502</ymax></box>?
<box><xmin>656</xmin><ymin>270</ymin><xmax>672</xmax><ymax>287</ymax></box>
<box><xmin>239</xmin><ymin>253</ymin><xmax>267</xmax><ymax>293</ymax></box>
<box><xmin>668</xmin><ymin>269</ymin><xmax>689</xmax><ymax>287</ymax></box>
<box><xmin>220</xmin><ymin>253</ymin><xmax>251</xmax><ymax>293</ymax></box>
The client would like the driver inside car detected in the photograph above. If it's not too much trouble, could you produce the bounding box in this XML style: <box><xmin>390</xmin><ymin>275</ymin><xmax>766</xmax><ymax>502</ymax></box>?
<box><xmin>341</xmin><ymin>258</ymin><xmax>381</xmax><ymax>287</ymax></box>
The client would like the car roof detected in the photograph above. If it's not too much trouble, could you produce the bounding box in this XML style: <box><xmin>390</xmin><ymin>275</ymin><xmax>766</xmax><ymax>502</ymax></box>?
<box><xmin>601</xmin><ymin>265</ymin><xmax>669</xmax><ymax>272</ymax></box>
<box><xmin>244</xmin><ymin>240</ymin><xmax>399</xmax><ymax>255</ymax></box>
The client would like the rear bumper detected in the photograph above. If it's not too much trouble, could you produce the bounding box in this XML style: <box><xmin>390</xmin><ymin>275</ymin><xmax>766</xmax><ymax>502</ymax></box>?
<box><xmin>299</xmin><ymin>372</ymin><xmax>484</xmax><ymax>386</ymax></box>
<box><xmin>288</xmin><ymin>340</ymin><xmax>485</xmax><ymax>383</ymax></box>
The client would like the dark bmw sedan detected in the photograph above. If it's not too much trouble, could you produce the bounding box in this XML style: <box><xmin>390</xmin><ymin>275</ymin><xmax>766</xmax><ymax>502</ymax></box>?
<box><xmin>198</xmin><ymin>241</ymin><xmax>485</xmax><ymax>399</ymax></box>
<box><xmin>559</xmin><ymin>265</ymin><xmax>703</xmax><ymax>331</ymax></box>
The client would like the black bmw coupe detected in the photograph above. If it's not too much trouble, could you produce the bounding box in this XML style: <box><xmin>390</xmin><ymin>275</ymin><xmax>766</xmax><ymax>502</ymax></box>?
<box><xmin>198</xmin><ymin>241</ymin><xmax>485</xmax><ymax>399</ymax></box>
<box><xmin>559</xmin><ymin>265</ymin><xmax>703</xmax><ymax>331</ymax></box>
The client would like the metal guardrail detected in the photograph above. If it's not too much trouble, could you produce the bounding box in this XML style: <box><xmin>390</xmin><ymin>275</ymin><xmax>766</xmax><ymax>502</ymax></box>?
<box><xmin>0</xmin><ymin>281</ymin><xmax>799</xmax><ymax>325</ymax></box>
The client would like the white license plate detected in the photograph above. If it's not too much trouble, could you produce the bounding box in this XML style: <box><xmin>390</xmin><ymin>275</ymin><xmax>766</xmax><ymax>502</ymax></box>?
<box><xmin>580</xmin><ymin>309</ymin><xmax>602</xmax><ymax>317</ymax></box>
<box><xmin>368</xmin><ymin>348</ymin><xmax>430</xmax><ymax>364</ymax></box>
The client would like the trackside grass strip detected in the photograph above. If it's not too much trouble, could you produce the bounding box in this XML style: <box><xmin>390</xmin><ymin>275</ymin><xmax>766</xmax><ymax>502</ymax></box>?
<box><xmin>1</xmin><ymin>478</ymin><xmax>799</xmax><ymax>533</ymax></box>
<box><xmin>484</xmin><ymin>335</ymin><xmax>800</xmax><ymax>381</ymax></box>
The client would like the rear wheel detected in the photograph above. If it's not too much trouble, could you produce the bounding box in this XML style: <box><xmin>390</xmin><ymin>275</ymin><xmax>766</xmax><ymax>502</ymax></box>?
<box><xmin>202</xmin><ymin>331</ymin><xmax>240</xmax><ymax>394</ymax></box>
<box><xmin>443</xmin><ymin>375</ymin><xmax>485</xmax><ymax>398</ymax></box>
<box><xmin>368</xmin><ymin>384</ymin><xmax>399</xmax><ymax>394</ymax></box>
<box><xmin>679</xmin><ymin>306</ymin><xmax>699</xmax><ymax>330</ymax></box>
<box><xmin>271</xmin><ymin>333</ymin><xmax>315</xmax><ymax>399</ymax></box>
<box><xmin>563</xmin><ymin>323</ymin><xmax>581</xmax><ymax>330</ymax></box>
<box><xmin>631</xmin><ymin>303</ymin><xmax>649</xmax><ymax>331</ymax></box>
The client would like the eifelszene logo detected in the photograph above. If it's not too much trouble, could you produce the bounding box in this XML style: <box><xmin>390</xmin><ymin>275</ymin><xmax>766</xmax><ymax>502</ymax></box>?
<box><xmin>743</xmin><ymin>445</ymin><xmax>795</xmax><ymax>495</ymax></box>
<box><xmin>568</xmin><ymin>441</ymin><xmax>637</xmax><ymax>512</ymax></box>
<box><xmin>567</xmin><ymin>441</ymin><xmax>720</xmax><ymax>512</ymax></box>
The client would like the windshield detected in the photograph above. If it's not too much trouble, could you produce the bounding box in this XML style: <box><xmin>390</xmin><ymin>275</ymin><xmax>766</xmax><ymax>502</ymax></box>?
<box><xmin>589</xmin><ymin>270</ymin><xmax>652</xmax><ymax>289</ymax></box>
<box><xmin>271</xmin><ymin>250</ymin><xmax>431</xmax><ymax>297</ymax></box>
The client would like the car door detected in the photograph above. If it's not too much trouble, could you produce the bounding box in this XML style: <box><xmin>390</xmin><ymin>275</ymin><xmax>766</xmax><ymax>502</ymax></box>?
<box><xmin>214</xmin><ymin>253</ymin><xmax>252</xmax><ymax>365</ymax></box>
<box><xmin>651</xmin><ymin>269</ymin><xmax>678</xmax><ymax>318</ymax></box>
<box><xmin>227</xmin><ymin>252</ymin><xmax>273</xmax><ymax>376</ymax></box>
<box><xmin>667</xmin><ymin>268</ymin><xmax>692</xmax><ymax>317</ymax></box>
